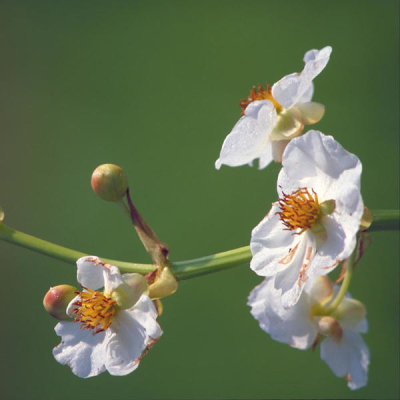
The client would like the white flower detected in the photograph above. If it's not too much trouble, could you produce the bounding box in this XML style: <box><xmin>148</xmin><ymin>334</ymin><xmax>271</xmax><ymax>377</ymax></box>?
<box><xmin>53</xmin><ymin>256</ymin><xmax>162</xmax><ymax>378</ymax></box>
<box><xmin>250</xmin><ymin>131</ymin><xmax>363</xmax><ymax>308</ymax></box>
<box><xmin>215</xmin><ymin>46</ymin><xmax>332</xmax><ymax>170</ymax></box>
<box><xmin>248</xmin><ymin>276</ymin><xmax>369</xmax><ymax>390</ymax></box>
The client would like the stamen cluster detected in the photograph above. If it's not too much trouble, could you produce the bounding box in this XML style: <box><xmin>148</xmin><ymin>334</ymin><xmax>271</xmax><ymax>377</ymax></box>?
<box><xmin>72</xmin><ymin>288</ymin><xmax>116</xmax><ymax>334</ymax></box>
<box><xmin>239</xmin><ymin>83</ymin><xmax>283</xmax><ymax>115</ymax></box>
<box><xmin>278</xmin><ymin>187</ymin><xmax>320</xmax><ymax>234</ymax></box>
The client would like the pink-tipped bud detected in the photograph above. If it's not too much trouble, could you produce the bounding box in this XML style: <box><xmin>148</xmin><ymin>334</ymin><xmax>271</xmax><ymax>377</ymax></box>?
<box><xmin>91</xmin><ymin>164</ymin><xmax>128</xmax><ymax>202</ymax></box>
<box><xmin>43</xmin><ymin>284</ymin><xmax>77</xmax><ymax>320</ymax></box>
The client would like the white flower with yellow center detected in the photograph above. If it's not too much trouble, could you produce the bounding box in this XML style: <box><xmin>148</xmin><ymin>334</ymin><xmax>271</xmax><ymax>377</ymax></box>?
<box><xmin>248</xmin><ymin>276</ymin><xmax>369</xmax><ymax>390</ymax></box>
<box><xmin>215</xmin><ymin>46</ymin><xmax>332</xmax><ymax>169</ymax></box>
<box><xmin>53</xmin><ymin>256</ymin><xmax>162</xmax><ymax>378</ymax></box>
<box><xmin>250</xmin><ymin>131</ymin><xmax>363</xmax><ymax>308</ymax></box>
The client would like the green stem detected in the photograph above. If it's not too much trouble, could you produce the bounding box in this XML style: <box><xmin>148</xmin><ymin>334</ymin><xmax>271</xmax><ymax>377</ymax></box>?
<box><xmin>0</xmin><ymin>209</ymin><xmax>398</xmax><ymax>280</ymax></box>
<box><xmin>170</xmin><ymin>246</ymin><xmax>251</xmax><ymax>280</ymax></box>
<box><xmin>0</xmin><ymin>223</ymin><xmax>153</xmax><ymax>275</ymax></box>
<box><xmin>324</xmin><ymin>252</ymin><xmax>355</xmax><ymax>315</ymax></box>
<box><xmin>369</xmin><ymin>210</ymin><xmax>400</xmax><ymax>231</ymax></box>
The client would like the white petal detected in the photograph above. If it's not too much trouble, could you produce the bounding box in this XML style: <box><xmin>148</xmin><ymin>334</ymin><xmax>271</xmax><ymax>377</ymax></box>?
<box><xmin>105</xmin><ymin>311</ymin><xmax>147</xmax><ymax>375</ymax></box>
<box><xmin>129</xmin><ymin>295</ymin><xmax>163</xmax><ymax>340</ymax></box>
<box><xmin>279</xmin><ymin>130</ymin><xmax>362</xmax><ymax>200</ymax></box>
<box><xmin>272</xmin><ymin>72</ymin><xmax>305</xmax><ymax>109</ymax></box>
<box><xmin>250</xmin><ymin>203</ymin><xmax>298</xmax><ymax>277</ymax></box>
<box><xmin>215</xmin><ymin>100</ymin><xmax>277</xmax><ymax>169</ymax></box>
<box><xmin>103</xmin><ymin>265</ymin><xmax>124</xmax><ymax>295</ymax></box>
<box><xmin>272</xmin><ymin>46</ymin><xmax>331</xmax><ymax>109</ymax></box>
<box><xmin>297</xmin><ymin>82</ymin><xmax>314</xmax><ymax>103</ymax></box>
<box><xmin>307</xmin><ymin>217</ymin><xmax>346</xmax><ymax>275</ymax></box>
<box><xmin>356</xmin><ymin>318</ymin><xmax>368</xmax><ymax>334</ymax></box>
<box><xmin>105</xmin><ymin>298</ymin><xmax>162</xmax><ymax>376</ymax></box>
<box><xmin>274</xmin><ymin>231</ymin><xmax>317</xmax><ymax>308</ymax></box>
<box><xmin>257</xmin><ymin>140</ymin><xmax>273</xmax><ymax>169</ymax></box>
<box><xmin>328</xmin><ymin>184</ymin><xmax>364</xmax><ymax>260</ymax></box>
<box><xmin>76</xmin><ymin>256</ymin><xmax>106</xmax><ymax>290</ymax></box>
<box><xmin>320</xmin><ymin>331</ymin><xmax>369</xmax><ymax>390</ymax></box>
<box><xmin>248</xmin><ymin>278</ymin><xmax>317</xmax><ymax>349</ymax></box>
<box><xmin>53</xmin><ymin>321</ymin><xmax>108</xmax><ymax>378</ymax></box>
<box><xmin>303</xmin><ymin>46</ymin><xmax>332</xmax><ymax>80</ymax></box>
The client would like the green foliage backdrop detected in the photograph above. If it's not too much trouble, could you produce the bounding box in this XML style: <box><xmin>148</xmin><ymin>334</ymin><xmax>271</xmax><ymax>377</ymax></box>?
<box><xmin>0</xmin><ymin>1</ymin><xmax>398</xmax><ymax>399</ymax></box>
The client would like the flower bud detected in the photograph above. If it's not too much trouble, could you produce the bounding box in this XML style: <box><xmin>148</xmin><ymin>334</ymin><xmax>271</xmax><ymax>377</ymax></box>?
<box><xmin>91</xmin><ymin>164</ymin><xmax>128</xmax><ymax>202</ymax></box>
<box><xmin>333</xmin><ymin>298</ymin><xmax>366</xmax><ymax>329</ymax></box>
<box><xmin>43</xmin><ymin>284</ymin><xmax>77</xmax><ymax>320</ymax></box>
<box><xmin>359</xmin><ymin>206</ymin><xmax>373</xmax><ymax>231</ymax></box>
<box><xmin>148</xmin><ymin>266</ymin><xmax>178</xmax><ymax>300</ymax></box>
<box><xmin>0</xmin><ymin>205</ymin><xmax>4</xmax><ymax>222</ymax></box>
<box><xmin>316</xmin><ymin>316</ymin><xmax>343</xmax><ymax>342</ymax></box>
<box><xmin>111</xmin><ymin>273</ymin><xmax>148</xmax><ymax>310</ymax></box>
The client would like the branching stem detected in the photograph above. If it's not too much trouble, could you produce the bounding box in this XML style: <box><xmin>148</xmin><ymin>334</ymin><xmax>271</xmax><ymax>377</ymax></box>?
<box><xmin>0</xmin><ymin>209</ymin><xmax>398</xmax><ymax>280</ymax></box>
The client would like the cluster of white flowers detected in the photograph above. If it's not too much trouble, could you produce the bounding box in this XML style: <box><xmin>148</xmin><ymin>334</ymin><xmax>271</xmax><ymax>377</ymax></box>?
<box><xmin>49</xmin><ymin>46</ymin><xmax>369</xmax><ymax>390</ymax></box>
<box><xmin>216</xmin><ymin>47</ymin><xmax>369</xmax><ymax>390</ymax></box>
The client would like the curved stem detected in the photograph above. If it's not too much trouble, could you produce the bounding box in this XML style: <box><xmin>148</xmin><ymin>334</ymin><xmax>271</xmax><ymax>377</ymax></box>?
<box><xmin>0</xmin><ymin>209</ymin><xmax>398</xmax><ymax>280</ymax></box>
<box><xmin>0</xmin><ymin>223</ymin><xmax>154</xmax><ymax>275</ymax></box>
<box><xmin>170</xmin><ymin>246</ymin><xmax>251</xmax><ymax>280</ymax></box>
<box><xmin>324</xmin><ymin>251</ymin><xmax>355</xmax><ymax>315</ymax></box>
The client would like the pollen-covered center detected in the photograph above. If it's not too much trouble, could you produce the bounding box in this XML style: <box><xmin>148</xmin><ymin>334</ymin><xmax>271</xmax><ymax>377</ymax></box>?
<box><xmin>278</xmin><ymin>188</ymin><xmax>320</xmax><ymax>234</ymax></box>
<box><xmin>72</xmin><ymin>288</ymin><xmax>117</xmax><ymax>334</ymax></box>
<box><xmin>239</xmin><ymin>83</ymin><xmax>283</xmax><ymax>115</ymax></box>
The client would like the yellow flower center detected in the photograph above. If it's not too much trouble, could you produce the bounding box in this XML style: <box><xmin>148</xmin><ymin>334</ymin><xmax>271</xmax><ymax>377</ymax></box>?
<box><xmin>278</xmin><ymin>188</ymin><xmax>320</xmax><ymax>234</ymax></box>
<box><xmin>72</xmin><ymin>288</ymin><xmax>117</xmax><ymax>334</ymax></box>
<box><xmin>239</xmin><ymin>83</ymin><xmax>283</xmax><ymax>115</ymax></box>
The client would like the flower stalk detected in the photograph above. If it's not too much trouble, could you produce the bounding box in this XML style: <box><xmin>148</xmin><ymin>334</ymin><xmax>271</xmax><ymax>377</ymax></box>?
<box><xmin>324</xmin><ymin>254</ymin><xmax>354</xmax><ymax>315</ymax></box>
<box><xmin>123</xmin><ymin>188</ymin><xmax>169</xmax><ymax>266</ymax></box>
<box><xmin>0</xmin><ymin>209</ymin><xmax>398</xmax><ymax>280</ymax></box>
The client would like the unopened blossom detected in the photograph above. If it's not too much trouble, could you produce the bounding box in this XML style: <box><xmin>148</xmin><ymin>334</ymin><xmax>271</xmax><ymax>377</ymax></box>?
<box><xmin>250</xmin><ymin>131</ymin><xmax>364</xmax><ymax>308</ymax></box>
<box><xmin>248</xmin><ymin>276</ymin><xmax>369</xmax><ymax>390</ymax></box>
<box><xmin>53</xmin><ymin>256</ymin><xmax>162</xmax><ymax>378</ymax></box>
<box><xmin>215</xmin><ymin>46</ymin><xmax>332</xmax><ymax>169</ymax></box>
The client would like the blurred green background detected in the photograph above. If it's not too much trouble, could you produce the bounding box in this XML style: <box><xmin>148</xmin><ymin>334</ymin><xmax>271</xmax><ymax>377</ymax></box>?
<box><xmin>0</xmin><ymin>1</ymin><xmax>398</xmax><ymax>399</ymax></box>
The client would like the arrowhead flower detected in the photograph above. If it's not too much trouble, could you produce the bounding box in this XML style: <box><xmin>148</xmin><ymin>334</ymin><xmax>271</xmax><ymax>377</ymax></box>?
<box><xmin>248</xmin><ymin>276</ymin><xmax>369</xmax><ymax>390</ymax></box>
<box><xmin>53</xmin><ymin>256</ymin><xmax>162</xmax><ymax>378</ymax></box>
<box><xmin>215</xmin><ymin>46</ymin><xmax>332</xmax><ymax>169</ymax></box>
<box><xmin>250</xmin><ymin>131</ymin><xmax>364</xmax><ymax>308</ymax></box>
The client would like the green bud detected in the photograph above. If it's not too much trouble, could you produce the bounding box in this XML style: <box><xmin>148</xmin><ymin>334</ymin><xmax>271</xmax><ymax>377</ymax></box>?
<box><xmin>91</xmin><ymin>164</ymin><xmax>128</xmax><ymax>202</ymax></box>
<box><xmin>111</xmin><ymin>273</ymin><xmax>148</xmax><ymax>310</ymax></box>
<box><xmin>319</xmin><ymin>199</ymin><xmax>336</xmax><ymax>216</ymax></box>
<box><xmin>43</xmin><ymin>284</ymin><xmax>77</xmax><ymax>320</ymax></box>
